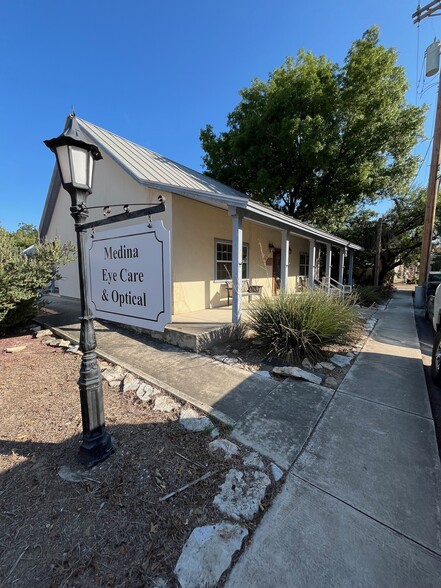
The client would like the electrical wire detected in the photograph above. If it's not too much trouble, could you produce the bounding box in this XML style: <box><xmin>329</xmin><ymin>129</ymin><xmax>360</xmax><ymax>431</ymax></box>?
<box><xmin>416</xmin><ymin>7</ymin><xmax>422</xmax><ymax>103</ymax></box>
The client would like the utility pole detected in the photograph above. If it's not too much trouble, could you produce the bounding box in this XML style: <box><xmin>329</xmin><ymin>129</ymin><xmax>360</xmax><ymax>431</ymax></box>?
<box><xmin>374</xmin><ymin>217</ymin><xmax>383</xmax><ymax>287</ymax></box>
<box><xmin>419</xmin><ymin>72</ymin><xmax>441</xmax><ymax>287</ymax></box>
<box><xmin>413</xmin><ymin>1</ymin><xmax>441</xmax><ymax>23</ymax></box>
<box><xmin>413</xmin><ymin>3</ymin><xmax>441</xmax><ymax>306</ymax></box>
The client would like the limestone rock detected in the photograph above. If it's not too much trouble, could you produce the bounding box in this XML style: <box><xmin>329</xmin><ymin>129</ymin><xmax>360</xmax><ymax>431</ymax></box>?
<box><xmin>102</xmin><ymin>368</ymin><xmax>125</xmax><ymax>388</ymax></box>
<box><xmin>213</xmin><ymin>468</ymin><xmax>271</xmax><ymax>520</ymax></box>
<box><xmin>208</xmin><ymin>439</ymin><xmax>239</xmax><ymax>459</ymax></box>
<box><xmin>66</xmin><ymin>345</ymin><xmax>80</xmax><ymax>354</ymax></box>
<box><xmin>136</xmin><ymin>383</ymin><xmax>159</xmax><ymax>402</ymax></box>
<box><xmin>122</xmin><ymin>373</ymin><xmax>141</xmax><ymax>393</ymax></box>
<box><xmin>179</xmin><ymin>407</ymin><xmax>212</xmax><ymax>432</ymax></box>
<box><xmin>330</xmin><ymin>354</ymin><xmax>351</xmax><ymax>368</ymax></box>
<box><xmin>58</xmin><ymin>339</ymin><xmax>71</xmax><ymax>348</ymax></box>
<box><xmin>153</xmin><ymin>395</ymin><xmax>180</xmax><ymax>413</ymax></box>
<box><xmin>35</xmin><ymin>329</ymin><xmax>52</xmax><ymax>339</ymax></box>
<box><xmin>243</xmin><ymin>451</ymin><xmax>264</xmax><ymax>470</ymax></box>
<box><xmin>272</xmin><ymin>366</ymin><xmax>322</xmax><ymax>385</ymax></box>
<box><xmin>5</xmin><ymin>345</ymin><xmax>27</xmax><ymax>353</ymax></box>
<box><xmin>175</xmin><ymin>522</ymin><xmax>248</xmax><ymax>588</ymax></box>
<box><xmin>324</xmin><ymin>376</ymin><xmax>338</xmax><ymax>388</ymax></box>
<box><xmin>270</xmin><ymin>463</ymin><xmax>284</xmax><ymax>482</ymax></box>
<box><xmin>98</xmin><ymin>360</ymin><xmax>111</xmax><ymax>370</ymax></box>
<box><xmin>316</xmin><ymin>361</ymin><xmax>335</xmax><ymax>371</ymax></box>
<box><xmin>364</xmin><ymin>319</ymin><xmax>377</xmax><ymax>333</ymax></box>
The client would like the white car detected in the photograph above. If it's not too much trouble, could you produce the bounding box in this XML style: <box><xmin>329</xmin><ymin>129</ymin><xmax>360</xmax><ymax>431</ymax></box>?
<box><xmin>430</xmin><ymin>273</ymin><xmax>441</xmax><ymax>385</ymax></box>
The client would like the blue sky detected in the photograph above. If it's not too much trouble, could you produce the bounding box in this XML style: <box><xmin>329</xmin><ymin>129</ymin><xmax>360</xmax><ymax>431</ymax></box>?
<box><xmin>0</xmin><ymin>0</ymin><xmax>440</xmax><ymax>231</ymax></box>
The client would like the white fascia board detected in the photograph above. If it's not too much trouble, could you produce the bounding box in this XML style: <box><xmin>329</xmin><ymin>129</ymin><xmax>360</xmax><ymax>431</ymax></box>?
<box><xmin>138</xmin><ymin>182</ymin><xmax>249</xmax><ymax>209</ymax></box>
<box><xmin>39</xmin><ymin>166</ymin><xmax>62</xmax><ymax>238</ymax></box>
<box><xmin>243</xmin><ymin>200</ymin><xmax>363</xmax><ymax>251</ymax></box>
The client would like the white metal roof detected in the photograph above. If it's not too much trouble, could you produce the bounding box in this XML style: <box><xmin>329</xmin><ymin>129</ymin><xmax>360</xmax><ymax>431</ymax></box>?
<box><xmin>40</xmin><ymin>117</ymin><xmax>362</xmax><ymax>251</ymax></box>
<box><xmin>77</xmin><ymin>118</ymin><xmax>247</xmax><ymax>205</ymax></box>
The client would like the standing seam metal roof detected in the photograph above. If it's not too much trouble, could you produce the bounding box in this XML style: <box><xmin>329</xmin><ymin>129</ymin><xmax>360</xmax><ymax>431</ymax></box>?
<box><xmin>40</xmin><ymin>117</ymin><xmax>362</xmax><ymax>251</ymax></box>
<box><xmin>77</xmin><ymin>118</ymin><xmax>247</xmax><ymax>200</ymax></box>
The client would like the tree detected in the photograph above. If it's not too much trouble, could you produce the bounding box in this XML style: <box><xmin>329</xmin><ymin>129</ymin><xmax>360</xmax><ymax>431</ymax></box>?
<box><xmin>340</xmin><ymin>189</ymin><xmax>432</xmax><ymax>284</ymax></box>
<box><xmin>200</xmin><ymin>27</ymin><xmax>427</xmax><ymax>230</ymax></box>
<box><xmin>11</xmin><ymin>223</ymin><xmax>39</xmax><ymax>250</ymax></box>
<box><xmin>0</xmin><ymin>226</ymin><xmax>76</xmax><ymax>330</ymax></box>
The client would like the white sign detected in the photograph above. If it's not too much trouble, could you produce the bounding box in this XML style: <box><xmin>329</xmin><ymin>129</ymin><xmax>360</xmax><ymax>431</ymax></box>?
<box><xmin>87</xmin><ymin>221</ymin><xmax>171</xmax><ymax>332</ymax></box>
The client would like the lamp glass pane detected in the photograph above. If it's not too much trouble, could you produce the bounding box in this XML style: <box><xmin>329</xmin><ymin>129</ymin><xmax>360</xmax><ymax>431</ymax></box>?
<box><xmin>55</xmin><ymin>145</ymin><xmax>72</xmax><ymax>185</ymax></box>
<box><xmin>70</xmin><ymin>146</ymin><xmax>90</xmax><ymax>188</ymax></box>
<box><xmin>88</xmin><ymin>152</ymin><xmax>94</xmax><ymax>188</ymax></box>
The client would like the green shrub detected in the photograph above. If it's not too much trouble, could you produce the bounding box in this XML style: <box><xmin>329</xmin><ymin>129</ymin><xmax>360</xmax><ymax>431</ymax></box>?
<box><xmin>355</xmin><ymin>284</ymin><xmax>393</xmax><ymax>307</ymax></box>
<box><xmin>247</xmin><ymin>289</ymin><xmax>361</xmax><ymax>363</ymax></box>
<box><xmin>0</xmin><ymin>230</ymin><xmax>76</xmax><ymax>330</ymax></box>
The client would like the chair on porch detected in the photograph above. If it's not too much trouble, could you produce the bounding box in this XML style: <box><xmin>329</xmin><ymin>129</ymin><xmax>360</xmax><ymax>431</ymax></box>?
<box><xmin>296</xmin><ymin>276</ymin><xmax>307</xmax><ymax>292</ymax></box>
<box><xmin>225</xmin><ymin>280</ymin><xmax>263</xmax><ymax>305</ymax></box>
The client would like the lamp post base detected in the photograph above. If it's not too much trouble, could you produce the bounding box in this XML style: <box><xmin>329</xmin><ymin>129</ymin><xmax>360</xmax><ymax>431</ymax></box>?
<box><xmin>78</xmin><ymin>430</ymin><xmax>114</xmax><ymax>468</ymax></box>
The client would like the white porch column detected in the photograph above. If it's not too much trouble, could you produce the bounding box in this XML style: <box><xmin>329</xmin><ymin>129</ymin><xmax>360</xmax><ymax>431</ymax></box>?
<box><xmin>308</xmin><ymin>239</ymin><xmax>316</xmax><ymax>288</ymax></box>
<box><xmin>338</xmin><ymin>247</ymin><xmax>346</xmax><ymax>284</ymax></box>
<box><xmin>280</xmin><ymin>230</ymin><xmax>290</xmax><ymax>293</ymax></box>
<box><xmin>230</xmin><ymin>208</ymin><xmax>243</xmax><ymax>324</ymax></box>
<box><xmin>348</xmin><ymin>250</ymin><xmax>354</xmax><ymax>287</ymax></box>
<box><xmin>325</xmin><ymin>244</ymin><xmax>332</xmax><ymax>292</ymax></box>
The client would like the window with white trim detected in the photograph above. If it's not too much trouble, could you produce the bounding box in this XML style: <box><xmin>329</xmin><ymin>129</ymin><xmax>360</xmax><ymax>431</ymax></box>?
<box><xmin>299</xmin><ymin>251</ymin><xmax>309</xmax><ymax>277</ymax></box>
<box><xmin>215</xmin><ymin>240</ymin><xmax>248</xmax><ymax>281</ymax></box>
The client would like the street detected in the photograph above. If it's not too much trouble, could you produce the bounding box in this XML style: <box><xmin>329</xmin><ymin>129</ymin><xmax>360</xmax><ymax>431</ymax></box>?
<box><xmin>414</xmin><ymin>305</ymin><xmax>441</xmax><ymax>457</ymax></box>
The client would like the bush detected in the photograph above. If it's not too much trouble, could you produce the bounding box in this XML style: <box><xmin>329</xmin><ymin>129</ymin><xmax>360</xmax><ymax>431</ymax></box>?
<box><xmin>355</xmin><ymin>284</ymin><xmax>394</xmax><ymax>307</ymax></box>
<box><xmin>0</xmin><ymin>230</ymin><xmax>76</xmax><ymax>330</ymax></box>
<box><xmin>247</xmin><ymin>289</ymin><xmax>361</xmax><ymax>363</ymax></box>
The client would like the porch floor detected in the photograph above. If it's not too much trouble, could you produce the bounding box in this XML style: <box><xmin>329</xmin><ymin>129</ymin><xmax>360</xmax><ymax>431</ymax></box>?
<box><xmin>171</xmin><ymin>305</ymin><xmax>251</xmax><ymax>330</ymax></box>
<box><xmin>157</xmin><ymin>305</ymin><xmax>252</xmax><ymax>351</ymax></box>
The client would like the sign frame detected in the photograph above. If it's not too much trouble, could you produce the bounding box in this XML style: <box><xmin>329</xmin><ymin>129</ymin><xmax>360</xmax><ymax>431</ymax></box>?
<box><xmin>87</xmin><ymin>221</ymin><xmax>171</xmax><ymax>332</ymax></box>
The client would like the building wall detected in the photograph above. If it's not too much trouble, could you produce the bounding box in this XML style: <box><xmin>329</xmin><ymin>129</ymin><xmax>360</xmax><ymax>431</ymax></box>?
<box><xmin>43</xmin><ymin>154</ymin><xmax>314</xmax><ymax>316</ymax></box>
<box><xmin>170</xmin><ymin>195</ymin><xmax>311</xmax><ymax>313</ymax></box>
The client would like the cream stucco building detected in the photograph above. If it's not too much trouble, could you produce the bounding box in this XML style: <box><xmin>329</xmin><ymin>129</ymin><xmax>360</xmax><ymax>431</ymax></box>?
<box><xmin>40</xmin><ymin>117</ymin><xmax>362</xmax><ymax>326</ymax></box>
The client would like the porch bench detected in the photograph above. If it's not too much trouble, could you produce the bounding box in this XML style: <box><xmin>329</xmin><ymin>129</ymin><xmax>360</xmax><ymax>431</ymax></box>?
<box><xmin>225</xmin><ymin>281</ymin><xmax>263</xmax><ymax>305</ymax></box>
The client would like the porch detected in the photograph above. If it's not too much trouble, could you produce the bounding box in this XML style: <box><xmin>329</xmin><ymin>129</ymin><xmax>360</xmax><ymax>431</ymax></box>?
<box><xmin>40</xmin><ymin>276</ymin><xmax>355</xmax><ymax>354</ymax></box>
<box><xmin>144</xmin><ymin>305</ymin><xmax>254</xmax><ymax>352</ymax></box>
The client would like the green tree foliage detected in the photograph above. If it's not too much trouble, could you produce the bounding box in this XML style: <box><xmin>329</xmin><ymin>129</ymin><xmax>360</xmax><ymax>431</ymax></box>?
<box><xmin>0</xmin><ymin>226</ymin><xmax>76</xmax><ymax>329</ymax></box>
<box><xmin>200</xmin><ymin>27</ymin><xmax>426</xmax><ymax>229</ymax></box>
<box><xmin>340</xmin><ymin>189</ymin><xmax>431</xmax><ymax>284</ymax></box>
<box><xmin>11</xmin><ymin>223</ymin><xmax>39</xmax><ymax>250</ymax></box>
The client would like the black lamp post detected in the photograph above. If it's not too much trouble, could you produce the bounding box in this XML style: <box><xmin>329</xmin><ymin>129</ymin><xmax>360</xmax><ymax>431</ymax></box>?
<box><xmin>44</xmin><ymin>114</ymin><xmax>113</xmax><ymax>467</ymax></box>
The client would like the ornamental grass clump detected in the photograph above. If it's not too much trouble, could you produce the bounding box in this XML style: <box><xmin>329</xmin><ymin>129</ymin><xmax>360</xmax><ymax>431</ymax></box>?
<box><xmin>355</xmin><ymin>285</ymin><xmax>393</xmax><ymax>307</ymax></box>
<box><xmin>247</xmin><ymin>289</ymin><xmax>361</xmax><ymax>363</ymax></box>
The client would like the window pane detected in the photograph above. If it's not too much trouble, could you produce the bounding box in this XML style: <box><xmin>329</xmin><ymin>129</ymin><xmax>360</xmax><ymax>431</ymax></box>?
<box><xmin>217</xmin><ymin>262</ymin><xmax>231</xmax><ymax>280</ymax></box>
<box><xmin>215</xmin><ymin>241</ymin><xmax>248</xmax><ymax>280</ymax></box>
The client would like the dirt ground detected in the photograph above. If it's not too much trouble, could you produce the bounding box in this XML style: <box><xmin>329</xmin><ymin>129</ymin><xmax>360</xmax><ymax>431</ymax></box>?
<box><xmin>0</xmin><ymin>332</ymin><xmax>281</xmax><ymax>588</ymax></box>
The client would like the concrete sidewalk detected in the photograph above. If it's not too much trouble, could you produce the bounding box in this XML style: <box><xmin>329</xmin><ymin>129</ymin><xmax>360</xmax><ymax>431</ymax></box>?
<box><xmin>37</xmin><ymin>290</ymin><xmax>441</xmax><ymax>586</ymax></box>
<box><xmin>227</xmin><ymin>290</ymin><xmax>441</xmax><ymax>587</ymax></box>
